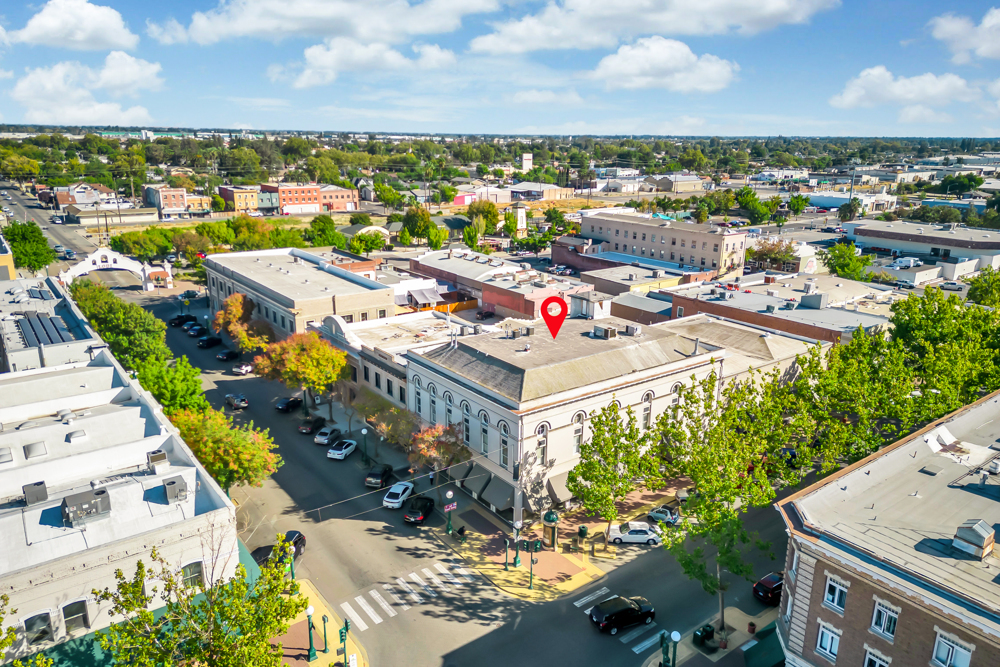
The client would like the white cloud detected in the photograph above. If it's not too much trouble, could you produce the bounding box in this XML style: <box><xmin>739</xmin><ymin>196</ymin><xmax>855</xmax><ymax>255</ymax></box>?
<box><xmin>929</xmin><ymin>8</ymin><xmax>1000</xmax><ymax>64</ymax></box>
<box><xmin>11</xmin><ymin>52</ymin><xmax>162</xmax><ymax>125</ymax></box>
<box><xmin>592</xmin><ymin>37</ymin><xmax>737</xmax><ymax>92</ymax></box>
<box><xmin>898</xmin><ymin>105</ymin><xmax>952</xmax><ymax>124</ymax></box>
<box><xmin>0</xmin><ymin>70</ymin><xmax>13</xmax><ymax>80</ymax></box>
<box><xmin>11</xmin><ymin>0</ymin><xmax>139</xmax><ymax>51</ymax></box>
<box><xmin>470</xmin><ymin>0</ymin><xmax>838</xmax><ymax>54</ymax></box>
<box><xmin>293</xmin><ymin>37</ymin><xmax>455</xmax><ymax>88</ymax></box>
<box><xmin>148</xmin><ymin>0</ymin><xmax>497</xmax><ymax>45</ymax></box>
<box><xmin>512</xmin><ymin>89</ymin><xmax>583</xmax><ymax>104</ymax></box>
<box><xmin>829</xmin><ymin>66</ymin><xmax>978</xmax><ymax>109</ymax></box>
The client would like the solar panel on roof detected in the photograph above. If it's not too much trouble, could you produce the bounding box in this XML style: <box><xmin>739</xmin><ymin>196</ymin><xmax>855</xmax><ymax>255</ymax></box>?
<box><xmin>40</xmin><ymin>290</ymin><xmax>53</xmax><ymax>301</ymax></box>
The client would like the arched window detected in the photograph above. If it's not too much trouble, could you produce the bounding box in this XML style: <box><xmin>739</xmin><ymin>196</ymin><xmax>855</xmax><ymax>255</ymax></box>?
<box><xmin>413</xmin><ymin>376</ymin><xmax>422</xmax><ymax>389</ymax></box>
<box><xmin>479</xmin><ymin>412</ymin><xmax>490</xmax><ymax>454</ymax></box>
<box><xmin>642</xmin><ymin>392</ymin><xmax>654</xmax><ymax>430</ymax></box>
<box><xmin>536</xmin><ymin>423</ymin><xmax>549</xmax><ymax>464</ymax></box>
<box><xmin>413</xmin><ymin>377</ymin><xmax>422</xmax><ymax>415</ymax></box>
<box><xmin>429</xmin><ymin>384</ymin><xmax>437</xmax><ymax>396</ymax></box>
<box><xmin>671</xmin><ymin>383</ymin><xmax>682</xmax><ymax>405</ymax></box>
<box><xmin>461</xmin><ymin>401</ymin><xmax>471</xmax><ymax>445</ymax></box>
<box><xmin>572</xmin><ymin>412</ymin><xmax>585</xmax><ymax>453</ymax></box>
<box><xmin>499</xmin><ymin>422</ymin><xmax>510</xmax><ymax>468</ymax></box>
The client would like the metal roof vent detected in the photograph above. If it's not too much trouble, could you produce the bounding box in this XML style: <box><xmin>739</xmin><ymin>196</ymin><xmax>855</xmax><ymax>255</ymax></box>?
<box><xmin>18</xmin><ymin>421</ymin><xmax>38</xmax><ymax>430</ymax></box>
<box><xmin>23</xmin><ymin>442</ymin><xmax>46</xmax><ymax>459</ymax></box>
<box><xmin>952</xmin><ymin>519</ymin><xmax>995</xmax><ymax>560</ymax></box>
<box><xmin>67</xmin><ymin>430</ymin><xmax>87</xmax><ymax>444</ymax></box>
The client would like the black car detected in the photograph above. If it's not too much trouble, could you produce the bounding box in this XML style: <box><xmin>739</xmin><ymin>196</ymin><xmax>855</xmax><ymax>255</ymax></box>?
<box><xmin>169</xmin><ymin>314</ymin><xmax>197</xmax><ymax>327</ymax></box>
<box><xmin>187</xmin><ymin>325</ymin><xmax>206</xmax><ymax>337</ymax></box>
<box><xmin>365</xmin><ymin>463</ymin><xmax>394</xmax><ymax>489</ymax></box>
<box><xmin>275</xmin><ymin>397</ymin><xmax>303</xmax><ymax>413</ymax></box>
<box><xmin>216</xmin><ymin>349</ymin><xmax>239</xmax><ymax>361</ymax></box>
<box><xmin>197</xmin><ymin>336</ymin><xmax>222</xmax><ymax>348</ymax></box>
<box><xmin>589</xmin><ymin>596</ymin><xmax>655</xmax><ymax>636</ymax></box>
<box><xmin>403</xmin><ymin>497</ymin><xmax>434</xmax><ymax>524</ymax></box>
<box><xmin>298</xmin><ymin>416</ymin><xmax>326</xmax><ymax>434</ymax></box>
<box><xmin>476</xmin><ymin>311</ymin><xmax>495</xmax><ymax>320</ymax></box>
<box><xmin>251</xmin><ymin>530</ymin><xmax>307</xmax><ymax>568</ymax></box>
<box><xmin>753</xmin><ymin>572</ymin><xmax>784</xmax><ymax>605</ymax></box>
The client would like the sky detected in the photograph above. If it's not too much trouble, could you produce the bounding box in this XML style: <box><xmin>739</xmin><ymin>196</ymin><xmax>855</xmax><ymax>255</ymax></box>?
<box><xmin>0</xmin><ymin>0</ymin><xmax>999</xmax><ymax>137</ymax></box>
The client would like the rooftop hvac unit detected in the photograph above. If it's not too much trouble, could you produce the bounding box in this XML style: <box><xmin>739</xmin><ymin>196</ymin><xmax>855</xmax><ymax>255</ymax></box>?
<box><xmin>62</xmin><ymin>488</ymin><xmax>111</xmax><ymax>527</ymax></box>
<box><xmin>626</xmin><ymin>325</ymin><xmax>642</xmax><ymax>336</ymax></box>
<box><xmin>709</xmin><ymin>288</ymin><xmax>718</xmax><ymax>296</ymax></box>
<box><xmin>784</xmin><ymin>301</ymin><xmax>798</xmax><ymax>310</ymax></box>
<box><xmin>23</xmin><ymin>481</ymin><xmax>48</xmax><ymax>506</ymax></box>
<box><xmin>766</xmin><ymin>304</ymin><xmax>777</xmax><ymax>314</ymax></box>
<box><xmin>765</xmin><ymin>289</ymin><xmax>779</xmax><ymax>297</ymax></box>
<box><xmin>473</xmin><ymin>324</ymin><xmax>483</xmax><ymax>334</ymax></box>
<box><xmin>628</xmin><ymin>273</ymin><xmax>637</xmax><ymax>281</ymax></box>
<box><xmin>652</xmin><ymin>270</ymin><xmax>665</xmax><ymax>278</ymax></box>
<box><xmin>511</xmin><ymin>329</ymin><xmax>521</xmax><ymax>339</ymax></box>
<box><xmin>727</xmin><ymin>293</ymin><xmax>736</xmax><ymax>300</ymax></box>
<box><xmin>594</xmin><ymin>326</ymin><xmax>618</xmax><ymax>339</ymax></box>
<box><xmin>163</xmin><ymin>476</ymin><xmax>188</xmax><ymax>503</ymax></box>
<box><xmin>461</xmin><ymin>326</ymin><xmax>472</xmax><ymax>336</ymax></box>
<box><xmin>525</xmin><ymin>326</ymin><xmax>535</xmax><ymax>336</ymax></box>
<box><xmin>147</xmin><ymin>450</ymin><xmax>168</xmax><ymax>467</ymax></box>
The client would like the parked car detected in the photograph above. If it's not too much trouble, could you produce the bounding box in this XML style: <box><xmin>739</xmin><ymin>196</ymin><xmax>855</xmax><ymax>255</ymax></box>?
<box><xmin>64</xmin><ymin>249</ymin><xmax>76</xmax><ymax>260</ymax></box>
<box><xmin>365</xmin><ymin>463</ymin><xmax>394</xmax><ymax>489</ymax></box>
<box><xmin>275</xmin><ymin>396</ymin><xmax>303</xmax><ymax>413</ymax></box>
<box><xmin>196</xmin><ymin>252</ymin><xmax>207</xmax><ymax>259</ymax></box>
<box><xmin>232</xmin><ymin>362</ymin><xmax>253</xmax><ymax>375</ymax></box>
<box><xmin>476</xmin><ymin>311</ymin><xmax>495</xmax><ymax>320</ymax></box>
<box><xmin>753</xmin><ymin>572</ymin><xmax>784</xmax><ymax>605</ymax></box>
<box><xmin>327</xmin><ymin>439</ymin><xmax>358</xmax><ymax>460</ymax></box>
<box><xmin>169</xmin><ymin>314</ymin><xmax>198</xmax><ymax>328</ymax></box>
<box><xmin>180</xmin><ymin>289</ymin><xmax>200</xmax><ymax>300</ymax></box>
<box><xmin>250</xmin><ymin>530</ymin><xmax>307</xmax><ymax>569</ymax></box>
<box><xmin>382</xmin><ymin>482</ymin><xmax>414</xmax><ymax>508</ymax></box>
<box><xmin>216</xmin><ymin>349</ymin><xmax>239</xmax><ymax>361</ymax></box>
<box><xmin>298</xmin><ymin>416</ymin><xmax>326</xmax><ymax>434</ymax></box>
<box><xmin>606</xmin><ymin>521</ymin><xmax>662</xmax><ymax>546</ymax></box>
<box><xmin>314</xmin><ymin>425</ymin><xmax>343</xmax><ymax>445</ymax></box>
<box><xmin>166</xmin><ymin>254</ymin><xmax>177</xmax><ymax>263</ymax></box>
<box><xmin>647</xmin><ymin>503</ymin><xmax>680</xmax><ymax>526</ymax></box>
<box><xmin>939</xmin><ymin>281</ymin><xmax>964</xmax><ymax>291</ymax></box>
<box><xmin>225</xmin><ymin>393</ymin><xmax>249</xmax><ymax>410</ymax></box>
<box><xmin>180</xmin><ymin>320</ymin><xmax>198</xmax><ymax>331</ymax></box>
<box><xmin>403</xmin><ymin>497</ymin><xmax>435</xmax><ymax>524</ymax></box>
<box><xmin>197</xmin><ymin>335</ymin><xmax>222</xmax><ymax>348</ymax></box>
<box><xmin>53</xmin><ymin>245</ymin><xmax>65</xmax><ymax>254</ymax></box>
<box><xmin>187</xmin><ymin>325</ymin><xmax>206</xmax><ymax>337</ymax></box>
<box><xmin>589</xmin><ymin>596</ymin><xmax>655</xmax><ymax>636</ymax></box>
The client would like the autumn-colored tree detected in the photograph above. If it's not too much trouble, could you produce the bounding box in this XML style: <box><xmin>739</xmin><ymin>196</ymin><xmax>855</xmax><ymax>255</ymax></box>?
<box><xmin>355</xmin><ymin>388</ymin><xmax>417</xmax><ymax>456</ymax></box>
<box><xmin>253</xmin><ymin>332</ymin><xmax>349</xmax><ymax>417</ymax></box>
<box><xmin>170</xmin><ymin>409</ymin><xmax>281</xmax><ymax>493</ymax></box>
<box><xmin>213</xmin><ymin>293</ymin><xmax>273</xmax><ymax>353</ymax></box>
<box><xmin>409</xmin><ymin>424</ymin><xmax>470</xmax><ymax>500</ymax></box>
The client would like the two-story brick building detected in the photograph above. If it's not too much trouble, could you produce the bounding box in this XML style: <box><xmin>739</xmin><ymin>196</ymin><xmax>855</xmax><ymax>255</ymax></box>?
<box><xmin>261</xmin><ymin>183</ymin><xmax>321</xmax><ymax>215</ymax></box>
<box><xmin>320</xmin><ymin>184</ymin><xmax>360</xmax><ymax>211</ymax></box>
<box><xmin>775</xmin><ymin>391</ymin><xmax>1000</xmax><ymax>667</ymax></box>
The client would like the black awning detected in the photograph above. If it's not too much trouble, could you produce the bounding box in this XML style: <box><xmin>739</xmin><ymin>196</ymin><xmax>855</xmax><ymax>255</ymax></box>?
<box><xmin>463</xmin><ymin>463</ymin><xmax>492</xmax><ymax>496</ymax></box>
<box><xmin>546</xmin><ymin>472</ymin><xmax>573</xmax><ymax>503</ymax></box>
<box><xmin>446</xmin><ymin>460</ymin><xmax>472</xmax><ymax>483</ymax></box>
<box><xmin>480</xmin><ymin>477</ymin><xmax>514</xmax><ymax>511</ymax></box>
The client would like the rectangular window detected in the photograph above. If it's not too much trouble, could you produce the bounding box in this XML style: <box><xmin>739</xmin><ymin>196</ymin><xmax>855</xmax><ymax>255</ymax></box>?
<box><xmin>536</xmin><ymin>434</ymin><xmax>547</xmax><ymax>463</ymax></box>
<box><xmin>361</xmin><ymin>312</ymin><xmax>368</xmax><ymax>321</ymax></box>
<box><xmin>182</xmin><ymin>562</ymin><xmax>204</xmax><ymax>588</ymax></box>
<box><xmin>933</xmin><ymin>635</ymin><xmax>971</xmax><ymax>667</ymax></box>
<box><xmin>24</xmin><ymin>612</ymin><xmax>53</xmax><ymax>646</ymax></box>
<box><xmin>386</xmin><ymin>379</ymin><xmax>393</xmax><ymax>397</ymax></box>
<box><xmin>399</xmin><ymin>387</ymin><xmax>405</xmax><ymax>403</ymax></box>
<box><xmin>641</xmin><ymin>248</ymin><xmax>646</xmax><ymax>255</ymax></box>
<box><xmin>590</xmin><ymin>225</ymin><xmax>594</xmax><ymax>232</ymax></box>
<box><xmin>816</xmin><ymin>626</ymin><xmax>840</xmax><ymax>660</ymax></box>
<box><xmin>415</xmin><ymin>389</ymin><xmax>422</xmax><ymax>414</ymax></box>
<box><xmin>463</xmin><ymin>414</ymin><xmax>471</xmax><ymax>444</ymax></box>
<box><xmin>615</xmin><ymin>229</ymin><xmax>620</xmax><ymax>236</ymax></box>
<box><xmin>676</xmin><ymin>306</ymin><xmax>684</xmax><ymax>317</ymax></box>
<box><xmin>871</xmin><ymin>603</ymin><xmax>897</xmax><ymax>639</ymax></box>
<box><xmin>641</xmin><ymin>233</ymin><xmax>646</xmax><ymax>241</ymax></box>
<box><xmin>280</xmin><ymin>315</ymin><xmax>286</xmax><ymax>329</ymax></box>
<box><xmin>615</xmin><ymin>243</ymin><xmax>619</xmax><ymax>251</ymax></box>
<box><xmin>378</xmin><ymin>309</ymin><xmax>387</xmax><ymax>318</ymax></box>
<box><xmin>681</xmin><ymin>240</ymin><xmax>686</xmax><ymax>247</ymax></box>
<box><xmin>344</xmin><ymin>314</ymin><xmax>354</xmax><ymax>323</ymax></box>
<box><xmin>824</xmin><ymin>578</ymin><xmax>847</xmax><ymax>611</ymax></box>
<box><xmin>632</xmin><ymin>232</ymin><xmax>637</xmax><ymax>239</ymax></box>
<box><xmin>481</xmin><ymin>422</ymin><xmax>489</xmax><ymax>453</ymax></box>
<box><xmin>500</xmin><ymin>435</ymin><xmax>509</xmax><ymax>468</ymax></box>
<box><xmin>375</xmin><ymin>372</ymin><xmax>381</xmax><ymax>390</ymax></box>
<box><xmin>713</xmin><ymin>260</ymin><xmax>718</xmax><ymax>268</ymax></box>
<box><xmin>865</xmin><ymin>653</ymin><xmax>888</xmax><ymax>667</ymax></box>
<box><xmin>446</xmin><ymin>406</ymin><xmax>452</xmax><ymax>424</ymax></box>
<box><xmin>671</xmin><ymin>237</ymin><xmax>676</xmax><ymax>245</ymax></box>
<box><xmin>62</xmin><ymin>601</ymin><xmax>90</xmax><ymax>633</ymax></box>
<box><xmin>651</xmin><ymin>234</ymin><xmax>656</xmax><ymax>242</ymax></box>
<box><xmin>714</xmin><ymin>243</ymin><xmax>719</xmax><ymax>252</ymax></box>
<box><xmin>632</xmin><ymin>246</ymin><xmax>636</xmax><ymax>253</ymax></box>
<box><xmin>429</xmin><ymin>398</ymin><xmax>436</xmax><ymax>424</ymax></box>
<box><xmin>670</xmin><ymin>252</ymin><xmax>675</xmax><ymax>260</ymax></box>
<box><xmin>701</xmin><ymin>257</ymin><xmax>706</xmax><ymax>266</ymax></box>
<box><xmin>363</xmin><ymin>365</ymin><xmax>370</xmax><ymax>382</ymax></box>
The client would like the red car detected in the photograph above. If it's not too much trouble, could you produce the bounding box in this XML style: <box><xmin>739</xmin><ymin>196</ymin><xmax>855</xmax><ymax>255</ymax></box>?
<box><xmin>196</xmin><ymin>251</ymin><xmax>207</xmax><ymax>259</ymax></box>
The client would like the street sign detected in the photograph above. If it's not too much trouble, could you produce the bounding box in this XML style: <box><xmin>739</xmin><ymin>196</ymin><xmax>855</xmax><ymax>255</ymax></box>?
<box><xmin>444</xmin><ymin>502</ymin><xmax>457</xmax><ymax>512</ymax></box>
<box><xmin>183</xmin><ymin>300</ymin><xmax>190</xmax><ymax>306</ymax></box>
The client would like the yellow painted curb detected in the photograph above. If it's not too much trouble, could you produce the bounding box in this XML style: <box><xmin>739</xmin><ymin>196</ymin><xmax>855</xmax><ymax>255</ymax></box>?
<box><xmin>293</xmin><ymin>579</ymin><xmax>370</xmax><ymax>667</ymax></box>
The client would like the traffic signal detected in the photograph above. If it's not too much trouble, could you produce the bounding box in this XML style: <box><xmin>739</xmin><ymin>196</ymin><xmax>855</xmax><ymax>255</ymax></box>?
<box><xmin>520</xmin><ymin>540</ymin><xmax>530</xmax><ymax>551</ymax></box>
<box><xmin>344</xmin><ymin>618</ymin><xmax>351</xmax><ymax>632</ymax></box>
<box><xmin>533</xmin><ymin>539</ymin><xmax>543</xmax><ymax>552</ymax></box>
<box><xmin>339</xmin><ymin>628</ymin><xmax>347</xmax><ymax>643</ymax></box>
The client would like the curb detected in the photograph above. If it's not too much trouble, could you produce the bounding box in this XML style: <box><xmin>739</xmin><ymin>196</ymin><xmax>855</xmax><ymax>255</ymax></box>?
<box><xmin>295</xmin><ymin>579</ymin><xmax>370</xmax><ymax>667</ymax></box>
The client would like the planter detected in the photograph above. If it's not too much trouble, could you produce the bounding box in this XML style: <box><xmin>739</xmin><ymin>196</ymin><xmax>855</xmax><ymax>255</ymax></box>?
<box><xmin>719</xmin><ymin>639</ymin><xmax>728</xmax><ymax>649</ymax></box>
<box><xmin>748</xmin><ymin>622</ymin><xmax>756</xmax><ymax>634</ymax></box>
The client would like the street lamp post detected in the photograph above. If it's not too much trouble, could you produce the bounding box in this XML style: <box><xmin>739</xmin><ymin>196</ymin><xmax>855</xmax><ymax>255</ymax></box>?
<box><xmin>445</xmin><ymin>490</ymin><xmax>454</xmax><ymax>535</ymax></box>
<box><xmin>659</xmin><ymin>630</ymin><xmax>681</xmax><ymax>667</ymax></box>
<box><xmin>321</xmin><ymin>615</ymin><xmax>329</xmax><ymax>654</ymax></box>
<box><xmin>513</xmin><ymin>520</ymin><xmax>523</xmax><ymax>568</ymax></box>
<box><xmin>360</xmin><ymin>428</ymin><xmax>369</xmax><ymax>465</ymax></box>
<box><xmin>306</xmin><ymin>605</ymin><xmax>318</xmax><ymax>662</ymax></box>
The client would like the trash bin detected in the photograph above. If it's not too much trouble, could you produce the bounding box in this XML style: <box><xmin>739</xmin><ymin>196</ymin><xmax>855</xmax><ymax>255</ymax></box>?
<box><xmin>578</xmin><ymin>525</ymin><xmax>588</xmax><ymax>540</ymax></box>
<box><xmin>692</xmin><ymin>624</ymin><xmax>715</xmax><ymax>647</ymax></box>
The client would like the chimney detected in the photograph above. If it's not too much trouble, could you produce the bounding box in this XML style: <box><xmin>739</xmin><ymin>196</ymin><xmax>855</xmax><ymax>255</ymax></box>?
<box><xmin>693</xmin><ymin>337</ymin><xmax>700</xmax><ymax>354</ymax></box>
<box><xmin>952</xmin><ymin>519</ymin><xmax>995</xmax><ymax>560</ymax></box>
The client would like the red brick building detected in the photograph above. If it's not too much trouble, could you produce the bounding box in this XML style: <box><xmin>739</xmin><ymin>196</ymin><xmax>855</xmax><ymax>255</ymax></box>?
<box><xmin>260</xmin><ymin>183</ymin><xmax>321</xmax><ymax>215</ymax></box>
<box><xmin>320</xmin><ymin>184</ymin><xmax>360</xmax><ymax>211</ymax></box>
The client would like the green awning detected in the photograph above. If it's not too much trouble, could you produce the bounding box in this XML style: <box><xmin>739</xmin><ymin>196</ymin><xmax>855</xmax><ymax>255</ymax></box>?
<box><xmin>744</xmin><ymin>622</ymin><xmax>785</xmax><ymax>667</ymax></box>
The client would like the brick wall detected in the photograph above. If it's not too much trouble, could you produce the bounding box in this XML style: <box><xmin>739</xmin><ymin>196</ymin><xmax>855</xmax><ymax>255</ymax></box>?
<box><xmin>609</xmin><ymin>301</ymin><xmax>671</xmax><ymax>325</ymax></box>
<box><xmin>669</xmin><ymin>294</ymin><xmax>842</xmax><ymax>343</ymax></box>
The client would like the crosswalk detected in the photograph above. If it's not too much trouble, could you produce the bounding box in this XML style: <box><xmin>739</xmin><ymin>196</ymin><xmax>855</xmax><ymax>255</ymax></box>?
<box><xmin>572</xmin><ymin>586</ymin><xmax>664</xmax><ymax>655</ymax></box>
<box><xmin>338</xmin><ymin>558</ymin><xmax>479</xmax><ymax>633</ymax></box>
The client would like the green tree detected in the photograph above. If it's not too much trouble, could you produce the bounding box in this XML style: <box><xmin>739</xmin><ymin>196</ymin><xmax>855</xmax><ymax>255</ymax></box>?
<box><xmin>466</xmin><ymin>200</ymin><xmax>499</xmax><ymax>235</ymax></box>
<box><xmin>745</xmin><ymin>201</ymin><xmax>771</xmax><ymax>225</ymax></box>
<box><xmin>427</xmin><ymin>225</ymin><xmax>447</xmax><ymax>250</ymax></box>
<box><xmin>374</xmin><ymin>183</ymin><xmax>403</xmax><ymax>213</ymax></box>
<box><xmin>968</xmin><ymin>266</ymin><xmax>1000</xmax><ymax>307</ymax></box>
<box><xmin>196</xmin><ymin>221</ymin><xmax>236</xmax><ymax>246</ymax></box>
<box><xmin>566</xmin><ymin>402</ymin><xmax>655</xmax><ymax>543</ymax></box>
<box><xmin>253</xmin><ymin>332</ymin><xmax>349</xmax><ymax>419</ymax></box>
<box><xmin>403</xmin><ymin>206</ymin><xmax>432</xmax><ymax>243</ymax></box>
<box><xmin>307</xmin><ymin>215</ymin><xmax>347</xmax><ymax>248</ymax></box>
<box><xmin>398</xmin><ymin>228</ymin><xmax>412</xmax><ymax>246</ymax></box>
<box><xmin>462</xmin><ymin>225</ymin><xmax>479</xmax><ymax>250</ymax></box>
<box><xmin>694</xmin><ymin>206</ymin><xmax>709</xmax><ymax>224</ymax></box>
<box><xmin>136</xmin><ymin>356</ymin><xmax>210</xmax><ymax>415</ymax></box>
<box><xmin>211</xmin><ymin>194</ymin><xmax>226</xmax><ymax>212</ymax></box>
<box><xmin>817</xmin><ymin>243</ymin><xmax>872</xmax><ymax>280</ymax></box>
<box><xmin>92</xmin><ymin>538</ymin><xmax>306</xmax><ymax>667</ymax></box>
<box><xmin>213</xmin><ymin>293</ymin><xmax>273</xmax><ymax>353</ymax></box>
<box><xmin>838</xmin><ymin>197</ymin><xmax>863</xmax><ymax>222</ymax></box>
<box><xmin>4</xmin><ymin>220</ymin><xmax>57</xmax><ymax>271</ymax></box>
<box><xmin>408</xmin><ymin>424</ymin><xmax>470</xmax><ymax>501</ymax></box>
<box><xmin>171</xmin><ymin>408</ymin><xmax>282</xmax><ymax>493</ymax></box>
<box><xmin>788</xmin><ymin>194</ymin><xmax>810</xmax><ymax>218</ymax></box>
<box><xmin>349</xmin><ymin>212</ymin><xmax>373</xmax><ymax>226</ymax></box>
<box><xmin>268</xmin><ymin>227</ymin><xmax>307</xmax><ymax>249</ymax></box>
<box><xmin>70</xmin><ymin>280</ymin><xmax>170</xmax><ymax>369</ymax></box>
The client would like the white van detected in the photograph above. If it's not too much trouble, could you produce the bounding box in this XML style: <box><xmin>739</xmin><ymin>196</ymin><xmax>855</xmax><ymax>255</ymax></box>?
<box><xmin>890</xmin><ymin>257</ymin><xmax>922</xmax><ymax>269</ymax></box>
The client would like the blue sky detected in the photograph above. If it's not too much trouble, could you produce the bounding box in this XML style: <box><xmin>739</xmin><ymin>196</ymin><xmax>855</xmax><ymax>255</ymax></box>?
<box><xmin>1</xmin><ymin>0</ymin><xmax>999</xmax><ymax>136</ymax></box>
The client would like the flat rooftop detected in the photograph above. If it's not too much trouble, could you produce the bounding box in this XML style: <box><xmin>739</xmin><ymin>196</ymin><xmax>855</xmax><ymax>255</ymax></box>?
<box><xmin>412</xmin><ymin>249</ymin><xmax>522</xmax><ymax>282</ymax></box>
<box><xmin>851</xmin><ymin>220</ymin><xmax>1000</xmax><ymax>248</ymax></box>
<box><xmin>582</xmin><ymin>264</ymin><xmax>683</xmax><ymax>284</ymax></box>
<box><xmin>413</xmin><ymin>316</ymin><xmax>716</xmax><ymax>404</ymax></box>
<box><xmin>585</xmin><ymin>212</ymin><xmax>747</xmax><ymax>236</ymax></box>
<box><xmin>205</xmin><ymin>248</ymin><xmax>388</xmax><ymax>303</ymax></box>
<box><xmin>788</xmin><ymin>393</ymin><xmax>1000</xmax><ymax>629</ymax></box>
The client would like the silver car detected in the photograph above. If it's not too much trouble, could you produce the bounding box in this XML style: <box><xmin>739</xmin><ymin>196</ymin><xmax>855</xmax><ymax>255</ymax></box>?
<box><xmin>939</xmin><ymin>281</ymin><xmax>964</xmax><ymax>291</ymax></box>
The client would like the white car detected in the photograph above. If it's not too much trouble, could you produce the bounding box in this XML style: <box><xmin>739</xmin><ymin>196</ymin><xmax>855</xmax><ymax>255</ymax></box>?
<box><xmin>606</xmin><ymin>521</ymin><xmax>662</xmax><ymax>546</ymax></box>
<box><xmin>326</xmin><ymin>440</ymin><xmax>358</xmax><ymax>460</ymax></box>
<box><xmin>939</xmin><ymin>281</ymin><xmax>964</xmax><ymax>291</ymax></box>
<box><xmin>232</xmin><ymin>362</ymin><xmax>253</xmax><ymax>375</ymax></box>
<box><xmin>382</xmin><ymin>482</ymin><xmax>414</xmax><ymax>508</ymax></box>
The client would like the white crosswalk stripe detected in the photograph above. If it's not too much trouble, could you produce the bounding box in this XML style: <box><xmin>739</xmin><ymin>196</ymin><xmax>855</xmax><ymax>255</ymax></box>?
<box><xmin>383</xmin><ymin>583</ymin><xmax>410</xmax><ymax>611</ymax></box>
<box><xmin>410</xmin><ymin>572</ymin><xmax>437</xmax><ymax>598</ymax></box>
<box><xmin>422</xmin><ymin>568</ymin><xmax>451</xmax><ymax>593</ymax></box>
<box><xmin>632</xmin><ymin>632</ymin><xmax>663</xmax><ymax>654</ymax></box>
<box><xmin>340</xmin><ymin>602</ymin><xmax>369</xmax><ymax>632</ymax></box>
<box><xmin>396</xmin><ymin>577</ymin><xmax>423</xmax><ymax>604</ymax></box>
<box><xmin>434</xmin><ymin>562</ymin><xmax>463</xmax><ymax>587</ymax></box>
<box><xmin>619</xmin><ymin>622</ymin><xmax>657</xmax><ymax>644</ymax></box>
<box><xmin>369</xmin><ymin>589</ymin><xmax>397</xmax><ymax>618</ymax></box>
<box><xmin>583</xmin><ymin>596</ymin><xmax>617</xmax><ymax>616</ymax></box>
<box><xmin>574</xmin><ymin>587</ymin><xmax>611</xmax><ymax>607</ymax></box>
<box><xmin>444</xmin><ymin>557</ymin><xmax>477</xmax><ymax>582</ymax></box>
<box><xmin>354</xmin><ymin>595</ymin><xmax>383</xmax><ymax>625</ymax></box>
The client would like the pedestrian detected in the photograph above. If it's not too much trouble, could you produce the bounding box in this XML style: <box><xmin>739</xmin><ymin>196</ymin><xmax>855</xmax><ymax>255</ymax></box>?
<box><xmin>429</xmin><ymin>470</ymin><xmax>435</xmax><ymax>486</ymax></box>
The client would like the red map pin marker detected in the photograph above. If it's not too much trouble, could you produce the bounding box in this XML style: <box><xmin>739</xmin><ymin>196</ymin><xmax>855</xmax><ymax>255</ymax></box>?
<box><xmin>540</xmin><ymin>296</ymin><xmax>568</xmax><ymax>339</ymax></box>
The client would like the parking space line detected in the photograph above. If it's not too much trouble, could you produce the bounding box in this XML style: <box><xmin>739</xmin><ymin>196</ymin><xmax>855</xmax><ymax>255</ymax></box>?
<box><xmin>354</xmin><ymin>596</ymin><xmax>383</xmax><ymax>625</ymax></box>
<box><xmin>340</xmin><ymin>602</ymin><xmax>369</xmax><ymax>632</ymax></box>
<box><xmin>369</xmin><ymin>589</ymin><xmax>397</xmax><ymax>617</ymax></box>
<box><xmin>383</xmin><ymin>583</ymin><xmax>410</xmax><ymax>611</ymax></box>
<box><xmin>396</xmin><ymin>577</ymin><xmax>423</xmax><ymax>604</ymax></box>
<box><xmin>619</xmin><ymin>623</ymin><xmax>657</xmax><ymax>644</ymax></box>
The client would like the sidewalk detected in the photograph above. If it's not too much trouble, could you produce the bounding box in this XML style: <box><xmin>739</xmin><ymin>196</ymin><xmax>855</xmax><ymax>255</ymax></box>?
<box><xmin>271</xmin><ymin>579</ymin><xmax>370</xmax><ymax>667</ymax></box>
<box><xmin>640</xmin><ymin>606</ymin><xmax>780</xmax><ymax>667</ymax></box>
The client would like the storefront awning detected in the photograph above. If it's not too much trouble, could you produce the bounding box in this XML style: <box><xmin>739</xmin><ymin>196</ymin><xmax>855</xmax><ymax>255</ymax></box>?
<box><xmin>394</xmin><ymin>293</ymin><xmax>410</xmax><ymax>306</ymax></box>
<box><xmin>547</xmin><ymin>472</ymin><xmax>574</xmax><ymax>504</ymax></box>
<box><xmin>481</xmin><ymin>477</ymin><xmax>514</xmax><ymax>511</ymax></box>
<box><xmin>743</xmin><ymin>622</ymin><xmax>784</xmax><ymax>667</ymax></box>
<box><xmin>463</xmin><ymin>463</ymin><xmax>492</xmax><ymax>496</ymax></box>
<box><xmin>409</xmin><ymin>288</ymin><xmax>444</xmax><ymax>305</ymax></box>
<box><xmin>446</xmin><ymin>460</ymin><xmax>472</xmax><ymax>483</ymax></box>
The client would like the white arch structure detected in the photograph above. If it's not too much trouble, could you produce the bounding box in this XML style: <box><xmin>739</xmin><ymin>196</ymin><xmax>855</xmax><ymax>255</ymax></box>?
<box><xmin>58</xmin><ymin>247</ymin><xmax>173</xmax><ymax>291</ymax></box>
